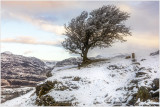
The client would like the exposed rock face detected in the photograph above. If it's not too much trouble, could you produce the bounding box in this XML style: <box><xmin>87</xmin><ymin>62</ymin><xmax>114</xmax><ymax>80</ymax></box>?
<box><xmin>150</xmin><ymin>50</ymin><xmax>159</xmax><ymax>56</ymax></box>
<box><xmin>151</xmin><ymin>78</ymin><xmax>159</xmax><ymax>91</ymax></box>
<box><xmin>150</xmin><ymin>78</ymin><xmax>159</xmax><ymax>102</ymax></box>
<box><xmin>1</xmin><ymin>79</ymin><xmax>10</xmax><ymax>86</ymax></box>
<box><xmin>36</xmin><ymin>81</ymin><xmax>55</xmax><ymax>97</ymax></box>
<box><xmin>1</xmin><ymin>52</ymin><xmax>47</xmax><ymax>87</ymax></box>
<box><xmin>35</xmin><ymin>80</ymin><xmax>78</xmax><ymax>106</ymax></box>
<box><xmin>36</xmin><ymin>95</ymin><xmax>72</xmax><ymax>106</ymax></box>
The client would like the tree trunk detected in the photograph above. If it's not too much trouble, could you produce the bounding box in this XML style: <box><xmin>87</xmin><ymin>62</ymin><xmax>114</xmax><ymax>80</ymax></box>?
<box><xmin>82</xmin><ymin>48</ymin><xmax>89</xmax><ymax>63</ymax></box>
<box><xmin>83</xmin><ymin>54</ymin><xmax>88</xmax><ymax>62</ymax></box>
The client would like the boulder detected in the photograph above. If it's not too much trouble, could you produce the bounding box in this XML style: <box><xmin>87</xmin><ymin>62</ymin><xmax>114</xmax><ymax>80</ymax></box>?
<box><xmin>150</xmin><ymin>50</ymin><xmax>159</xmax><ymax>56</ymax></box>
<box><xmin>36</xmin><ymin>81</ymin><xmax>56</xmax><ymax>97</ymax></box>
<box><xmin>46</xmin><ymin>71</ymin><xmax>53</xmax><ymax>77</ymax></box>
<box><xmin>151</xmin><ymin>78</ymin><xmax>159</xmax><ymax>91</ymax></box>
<box><xmin>125</xmin><ymin>56</ymin><xmax>131</xmax><ymax>59</ymax></box>
<box><xmin>140</xmin><ymin>59</ymin><xmax>146</xmax><ymax>61</ymax></box>
<box><xmin>72</xmin><ymin>77</ymin><xmax>81</xmax><ymax>81</ymax></box>
<box><xmin>132</xmin><ymin>62</ymin><xmax>140</xmax><ymax>65</ymax></box>
<box><xmin>136</xmin><ymin>72</ymin><xmax>147</xmax><ymax>77</ymax></box>
<box><xmin>127</xmin><ymin>93</ymin><xmax>137</xmax><ymax>106</ymax></box>
<box><xmin>151</xmin><ymin>90</ymin><xmax>159</xmax><ymax>98</ymax></box>
<box><xmin>36</xmin><ymin>95</ymin><xmax>72</xmax><ymax>106</ymax></box>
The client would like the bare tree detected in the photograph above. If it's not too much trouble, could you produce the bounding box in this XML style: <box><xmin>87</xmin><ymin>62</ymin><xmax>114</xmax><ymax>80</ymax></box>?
<box><xmin>62</xmin><ymin>5</ymin><xmax>131</xmax><ymax>64</ymax></box>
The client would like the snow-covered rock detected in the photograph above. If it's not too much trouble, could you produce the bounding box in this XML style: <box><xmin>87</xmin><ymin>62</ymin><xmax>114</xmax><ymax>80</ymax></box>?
<box><xmin>150</xmin><ymin>50</ymin><xmax>159</xmax><ymax>56</ymax></box>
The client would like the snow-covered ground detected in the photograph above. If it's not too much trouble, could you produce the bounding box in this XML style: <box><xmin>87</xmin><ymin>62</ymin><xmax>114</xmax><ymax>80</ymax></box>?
<box><xmin>1</xmin><ymin>52</ymin><xmax>159</xmax><ymax>106</ymax></box>
<box><xmin>1</xmin><ymin>90</ymin><xmax>36</xmax><ymax>107</ymax></box>
<box><xmin>46</xmin><ymin>56</ymin><xmax>136</xmax><ymax>106</ymax></box>
<box><xmin>1</xmin><ymin>87</ymin><xmax>34</xmax><ymax>103</ymax></box>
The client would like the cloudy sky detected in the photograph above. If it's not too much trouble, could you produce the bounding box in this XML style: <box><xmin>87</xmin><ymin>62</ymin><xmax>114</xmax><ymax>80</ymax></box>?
<box><xmin>1</xmin><ymin>1</ymin><xmax>159</xmax><ymax>61</ymax></box>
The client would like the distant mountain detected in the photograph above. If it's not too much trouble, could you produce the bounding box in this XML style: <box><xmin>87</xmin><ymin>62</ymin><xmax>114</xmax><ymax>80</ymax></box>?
<box><xmin>1</xmin><ymin>52</ymin><xmax>48</xmax><ymax>87</ymax></box>
<box><xmin>56</xmin><ymin>57</ymin><xmax>82</xmax><ymax>67</ymax></box>
<box><xmin>44</xmin><ymin>61</ymin><xmax>57</xmax><ymax>68</ymax></box>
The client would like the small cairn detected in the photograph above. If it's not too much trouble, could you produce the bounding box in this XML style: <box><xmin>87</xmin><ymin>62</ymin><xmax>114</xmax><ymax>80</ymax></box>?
<box><xmin>132</xmin><ymin>53</ymin><xmax>140</xmax><ymax>66</ymax></box>
<box><xmin>132</xmin><ymin>53</ymin><xmax>136</xmax><ymax>62</ymax></box>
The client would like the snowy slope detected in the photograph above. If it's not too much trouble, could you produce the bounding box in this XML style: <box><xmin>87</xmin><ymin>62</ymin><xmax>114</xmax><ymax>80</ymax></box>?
<box><xmin>46</xmin><ymin>56</ymin><xmax>136</xmax><ymax>106</ymax></box>
<box><xmin>1</xmin><ymin>53</ymin><xmax>159</xmax><ymax>106</ymax></box>
<box><xmin>1</xmin><ymin>90</ymin><xmax>36</xmax><ymax>107</ymax></box>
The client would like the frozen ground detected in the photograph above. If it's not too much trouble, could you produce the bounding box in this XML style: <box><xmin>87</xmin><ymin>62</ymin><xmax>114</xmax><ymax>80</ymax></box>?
<box><xmin>1</xmin><ymin>87</ymin><xmax>34</xmax><ymax>103</ymax></box>
<box><xmin>1</xmin><ymin>90</ymin><xmax>36</xmax><ymax>107</ymax></box>
<box><xmin>1</xmin><ymin>53</ymin><xmax>159</xmax><ymax>106</ymax></box>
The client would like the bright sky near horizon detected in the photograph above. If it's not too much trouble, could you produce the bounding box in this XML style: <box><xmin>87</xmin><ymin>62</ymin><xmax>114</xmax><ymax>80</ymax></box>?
<box><xmin>1</xmin><ymin>1</ymin><xmax>159</xmax><ymax>61</ymax></box>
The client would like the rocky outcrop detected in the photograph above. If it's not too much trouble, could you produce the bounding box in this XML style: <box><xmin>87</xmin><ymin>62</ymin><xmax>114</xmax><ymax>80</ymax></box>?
<box><xmin>35</xmin><ymin>79</ymin><xmax>80</xmax><ymax>106</ymax></box>
<box><xmin>1</xmin><ymin>52</ymin><xmax>47</xmax><ymax>87</ymax></box>
<box><xmin>36</xmin><ymin>95</ymin><xmax>72</xmax><ymax>106</ymax></box>
<box><xmin>1</xmin><ymin>79</ymin><xmax>10</xmax><ymax>86</ymax></box>
<box><xmin>36</xmin><ymin>81</ymin><xmax>56</xmax><ymax>97</ymax></box>
<box><xmin>150</xmin><ymin>50</ymin><xmax>159</xmax><ymax>56</ymax></box>
<box><xmin>151</xmin><ymin>78</ymin><xmax>159</xmax><ymax>91</ymax></box>
<box><xmin>127</xmin><ymin>65</ymin><xmax>159</xmax><ymax>106</ymax></box>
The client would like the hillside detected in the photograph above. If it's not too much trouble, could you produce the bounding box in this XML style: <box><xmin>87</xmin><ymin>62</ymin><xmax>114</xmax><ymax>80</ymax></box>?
<box><xmin>1</xmin><ymin>52</ymin><xmax>48</xmax><ymax>87</ymax></box>
<box><xmin>1</xmin><ymin>52</ymin><xmax>54</xmax><ymax>103</ymax></box>
<box><xmin>1</xmin><ymin>51</ymin><xmax>159</xmax><ymax>106</ymax></box>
